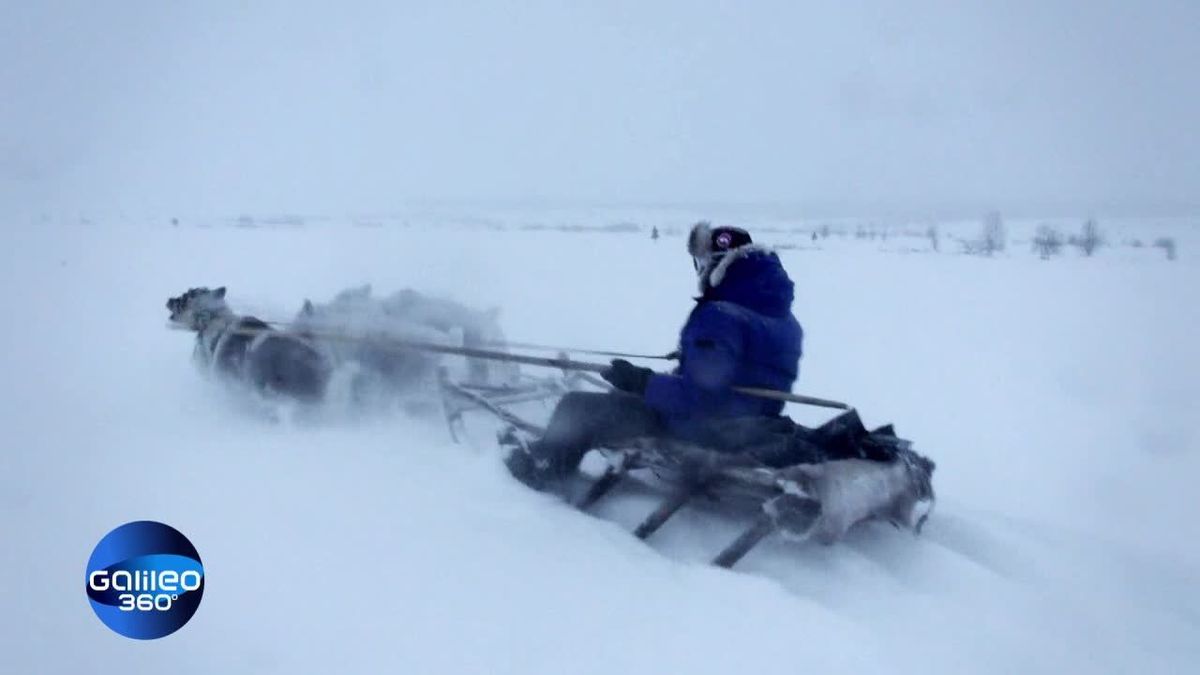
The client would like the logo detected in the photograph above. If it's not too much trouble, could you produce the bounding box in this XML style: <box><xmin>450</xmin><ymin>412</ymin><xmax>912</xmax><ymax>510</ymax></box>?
<box><xmin>715</xmin><ymin>231</ymin><xmax>733</xmax><ymax>249</ymax></box>
<box><xmin>85</xmin><ymin>521</ymin><xmax>204</xmax><ymax>639</ymax></box>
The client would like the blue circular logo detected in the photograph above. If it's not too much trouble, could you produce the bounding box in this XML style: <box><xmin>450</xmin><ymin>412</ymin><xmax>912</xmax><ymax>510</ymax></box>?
<box><xmin>85</xmin><ymin>521</ymin><xmax>205</xmax><ymax>639</ymax></box>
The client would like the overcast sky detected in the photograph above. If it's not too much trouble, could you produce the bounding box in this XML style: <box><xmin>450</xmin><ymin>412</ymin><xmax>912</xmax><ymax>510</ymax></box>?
<box><xmin>2</xmin><ymin>0</ymin><xmax>1198</xmax><ymax>219</ymax></box>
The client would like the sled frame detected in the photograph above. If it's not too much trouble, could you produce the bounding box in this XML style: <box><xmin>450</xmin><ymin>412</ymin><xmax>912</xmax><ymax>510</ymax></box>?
<box><xmin>437</xmin><ymin>367</ymin><xmax>931</xmax><ymax>569</ymax></box>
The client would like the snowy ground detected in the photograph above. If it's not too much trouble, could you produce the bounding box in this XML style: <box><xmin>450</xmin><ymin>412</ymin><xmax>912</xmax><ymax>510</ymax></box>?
<box><xmin>1</xmin><ymin>215</ymin><xmax>1198</xmax><ymax>674</ymax></box>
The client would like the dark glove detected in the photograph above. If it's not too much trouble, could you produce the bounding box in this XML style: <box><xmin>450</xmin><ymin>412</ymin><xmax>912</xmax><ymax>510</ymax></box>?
<box><xmin>601</xmin><ymin>359</ymin><xmax>654</xmax><ymax>395</ymax></box>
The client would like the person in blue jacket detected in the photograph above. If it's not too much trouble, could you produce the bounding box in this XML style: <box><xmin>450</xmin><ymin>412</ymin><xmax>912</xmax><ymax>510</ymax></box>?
<box><xmin>505</xmin><ymin>222</ymin><xmax>804</xmax><ymax>488</ymax></box>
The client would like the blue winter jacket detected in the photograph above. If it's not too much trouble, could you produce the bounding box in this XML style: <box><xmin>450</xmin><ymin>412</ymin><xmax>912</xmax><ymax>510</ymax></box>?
<box><xmin>644</xmin><ymin>247</ymin><xmax>804</xmax><ymax>440</ymax></box>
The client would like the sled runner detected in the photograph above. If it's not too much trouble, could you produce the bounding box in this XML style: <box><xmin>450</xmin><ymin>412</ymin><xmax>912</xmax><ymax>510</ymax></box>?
<box><xmin>439</xmin><ymin>369</ymin><xmax>937</xmax><ymax>569</ymax></box>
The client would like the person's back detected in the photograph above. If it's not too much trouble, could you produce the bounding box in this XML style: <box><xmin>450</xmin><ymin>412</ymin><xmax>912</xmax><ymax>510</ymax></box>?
<box><xmin>643</xmin><ymin>224</ymin><xmax>803</xmax><ymax>439</ymax></box>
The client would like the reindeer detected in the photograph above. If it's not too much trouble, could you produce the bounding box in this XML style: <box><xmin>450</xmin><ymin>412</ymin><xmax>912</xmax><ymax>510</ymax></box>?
<box><xmin>293</xmin><ymin>284</ymin><xmax>520</xmax><ymax>391</ymax></box>
<box><xmin>166</xmin><ymin>287</ymin><xmax>330</xmax><ymax>402</ymax></box>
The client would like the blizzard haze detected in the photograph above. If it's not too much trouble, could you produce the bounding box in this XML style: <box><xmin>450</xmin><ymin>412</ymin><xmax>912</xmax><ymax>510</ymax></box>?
<box><xmin>3</xmin><ymin>0</ymin><xmax>1200</xmax><ymax>217</ymax></box>
<box><xmin>1</xmin><ymin>3</ymin><xmax>1199</xmax><ymax>674</ymax></box>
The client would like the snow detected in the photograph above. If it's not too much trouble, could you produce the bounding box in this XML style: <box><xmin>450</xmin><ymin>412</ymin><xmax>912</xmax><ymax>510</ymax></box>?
<box><xmin>1</xmin><ymin>215</ymin><xmax>1198</xmax><ymax>674</ymax></box>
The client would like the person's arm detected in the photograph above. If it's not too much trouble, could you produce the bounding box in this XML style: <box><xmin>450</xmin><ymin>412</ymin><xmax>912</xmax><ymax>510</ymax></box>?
<box><xmin>643</xmin><ymin>304</ymin><xmax>743</xmax><ymax>417</ymax></box>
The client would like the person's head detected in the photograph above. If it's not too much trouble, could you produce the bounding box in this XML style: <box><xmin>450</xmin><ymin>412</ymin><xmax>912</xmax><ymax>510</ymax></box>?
<box><xmin>687</xmin><ymin>221</ymin><xmax>753</xmax><ymax>282</ymax></box>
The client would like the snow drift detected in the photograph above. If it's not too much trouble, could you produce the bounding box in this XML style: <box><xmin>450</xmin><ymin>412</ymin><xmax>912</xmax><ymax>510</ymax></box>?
<box><xmin>1</xmin><ymin>216</ymin><xmax>1197</xmax><ymax>674</ymax></box>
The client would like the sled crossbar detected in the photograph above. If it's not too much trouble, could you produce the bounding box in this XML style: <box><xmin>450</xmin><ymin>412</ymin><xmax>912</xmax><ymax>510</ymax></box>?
<box><xmin>713</xmin><ymin>515</ymin><xmax>778</xmax><ymax>568</ymax></box>
<box><xmin>575</xmin><ymin>445</ymin><xmax>822</xmax><ymax>566</ymax></box>
<box><xmin>633</xmin><ymin>487</ymin><xmax>696</xmax><ymax>540</ymax></box>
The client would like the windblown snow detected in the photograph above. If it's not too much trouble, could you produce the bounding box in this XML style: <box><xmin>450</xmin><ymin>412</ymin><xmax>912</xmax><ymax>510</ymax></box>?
<box><xmin>1</xmin><ymin>214</ymin><xmax>1198</xmax><ymax>674</ymax></box>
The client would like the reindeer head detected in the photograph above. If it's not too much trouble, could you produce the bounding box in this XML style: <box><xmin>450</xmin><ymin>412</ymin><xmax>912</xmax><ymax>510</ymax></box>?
<box><xmin>294</xmin><ymin>284</ymin><xmax>373</xmax><ymax>330</ymax></box>
<box><xmin>166</xmin><ymin>286</ymin><xmax>230</xmax><ymax>330</ymax></box>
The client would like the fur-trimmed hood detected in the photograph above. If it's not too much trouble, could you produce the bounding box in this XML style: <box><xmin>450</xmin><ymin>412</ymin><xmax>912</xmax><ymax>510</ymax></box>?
<box><xmin>700</xmin><ymin>242</ymin><xmax>774</xmax><ymax>289</ymax></box>
<box><xmin>698</xmin><ymin>244</ymin><xmax>795</xmax><ymax>317</ymax></box>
